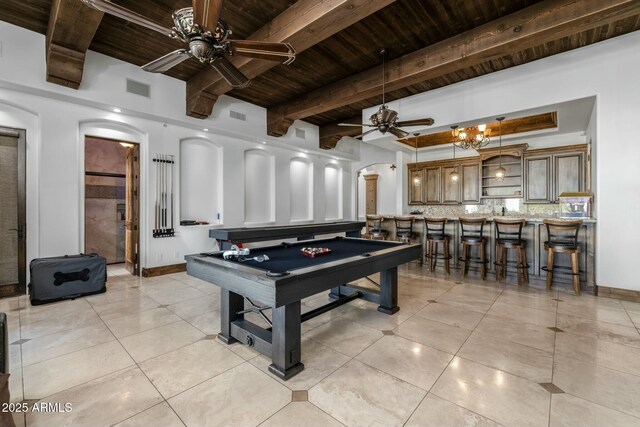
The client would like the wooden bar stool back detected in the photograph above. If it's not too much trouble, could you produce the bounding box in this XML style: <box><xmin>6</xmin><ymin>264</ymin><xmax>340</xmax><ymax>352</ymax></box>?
<box><xmin>394</xmin><ymin>216</ymin><xmax>417</xmax><ymax>244</ymax></box>
<box><xmin>458</xmin><ymin>217</ymin><xmax>488</xmax><ymax>280</ymax></box>
<box><xmin>365</xmin><ymin>215</ymin><xmax>388</xmax><ymax>240</ymax></box>
<box><xmin>494</xmin><ymin>218</ymin><xmax>529</xmax><ymax>285</ymax></box>
<box><xmin>424</xmin><ymin>217</ymin><xmax>451</xmax><ymax>274</ymax></box>
<box><xmin>543</xmin><ymin>219</ymin><xmax>583</xmax><ymax>295</ymax></box>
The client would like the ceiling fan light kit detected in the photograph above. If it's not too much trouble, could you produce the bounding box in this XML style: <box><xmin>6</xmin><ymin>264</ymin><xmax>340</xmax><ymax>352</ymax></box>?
<box><xmin>339</xmin><ymin>48</ymin><xmax>434</xmax><ymax>140</ymax></box>
<box><xmin>81</xmin><ymin>0</ymin><xmax>295</xmax><ymax>89</ymax></box>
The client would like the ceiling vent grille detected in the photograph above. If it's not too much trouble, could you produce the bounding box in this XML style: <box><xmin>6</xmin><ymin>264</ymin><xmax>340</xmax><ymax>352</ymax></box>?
<box><xmin>230</xmin><ymin>110</ymin><xmax>247</xmax><ymax>121</ymax></box>
<box><xmin>126</xmin><ymin>79</ymin><xmax>151</xmax><ymax>98</ymax></box>
<box><xmin>295</xmin><ymin>128</ymin><xmax>306</xmax><ymax>139</ymax></box>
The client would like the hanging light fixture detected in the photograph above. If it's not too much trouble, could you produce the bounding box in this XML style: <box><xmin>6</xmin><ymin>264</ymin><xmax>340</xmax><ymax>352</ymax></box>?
<box><xmin>412</xmin><ymin>132</ymin><xmax>421</xmax><ymax>184</ymax></box>
<box><xmin>450</xmin><ymin>126</ymin><xmax>460</xmax><ymax>182</ymax></box>
<box><xmin>495</xmin><ymin>117</ymin><xmax>506</xmax><ymax>181</ymax></box>
<box><xmin>452</xmin><ymin>123</ymin><xmax>490</xmax><ymax>149</ymax></box>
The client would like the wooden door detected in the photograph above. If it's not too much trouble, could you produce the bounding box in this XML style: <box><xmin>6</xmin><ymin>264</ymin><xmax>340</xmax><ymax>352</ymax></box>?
<box><xmin>524</xmin><ymin>156</ymin><xmax>552</xmax><ymax>203</ymax></box>
<box><xmin>461</xmin><ymin>163</ymin><xmax>480</xmax><ymax>204</ymax></box>
<box><xmin>0</xmin><ymin>127</ymin><xmax>26</xmax><ymax>296</ymax></box>
<box><xmin>442</xmin><ymin>165</ymin><xmax>461</xmax><ymax>204</ymax></box>
<box><xmin>408</xmin><ymin>169</ymin><xmax>424</xmax><ymax>204</ymax></box>
<box><xmin>363</xmin><ymin>174</ymin><xmax>378</xmax><ymax>215</ymax></box>
<box><xmin>554</xmin><ymin>152</ymin><xmax>584</xmax><ymax>201</ymax></box>
<box><xmin>125</xmin><ymin>144</ymin><xmax>140</xmax><ymax>276</ymax></box>
<box><xmin>424</xmin><ymin>166</ymin><xmax>441</xmax><ymax>204</ymax></box>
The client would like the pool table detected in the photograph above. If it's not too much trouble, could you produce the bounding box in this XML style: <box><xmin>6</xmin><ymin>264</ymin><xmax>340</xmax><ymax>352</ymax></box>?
<box><xmin>185</xmin><ymin>236</ymin><xmax>421</xmax><ymax>380</ymax></box>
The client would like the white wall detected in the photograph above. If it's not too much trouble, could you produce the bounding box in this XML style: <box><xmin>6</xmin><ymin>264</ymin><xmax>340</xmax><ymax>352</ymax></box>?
<box><xmin>0</xmin><ymin>21</ymin><xmax>352</xmax><ymax>271</ymax></box>
<box><xmin>244</xmin><ymin>149</ymin><xmax>275</xmax><ymax>224</ymax></box>
<box><xmin>180</xmin><ymin>138</ymin><xmax>222</xmax><ymax>223</ymax></box>
<box><xmin>290</xmin><ymin>158</ymin><xmax>313</xmax><ymax>222</ymax></box>
<box><xmin>324</xmin><ymin>165</ymin><xmax>343</xmax><ymax>220</ymax></box>
<box><xmin>360</xmin><ymin>31</ymin><xmax>640</xmax><ymax>291</ymax></box>
<box><xmin>357</xmin><ymin>164</ymin><xmax>397</xmax><ymax>217</ymax></box>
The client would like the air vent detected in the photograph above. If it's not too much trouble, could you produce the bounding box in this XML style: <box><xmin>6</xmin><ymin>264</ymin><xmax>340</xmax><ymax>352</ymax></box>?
<box><xmin>295</xmin><ymin>128</ymin><xmax>306</xmax><ymax>139</ymax></box>
<box><xmin>229</xmin><ymin>110</ymin><xmax>246</xmax><ymax>121</ymax></box>
<box><xmin>126</xmin><ymin>79</ymin><xmax>151</xmax><ymax>98</ymax></box>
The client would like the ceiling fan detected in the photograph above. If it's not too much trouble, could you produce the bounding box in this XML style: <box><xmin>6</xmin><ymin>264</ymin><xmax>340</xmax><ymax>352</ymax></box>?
<box><xmin>339</xmin><ymin>49</ymin><xmax>434</xmax><ymax>139</ymax></box>
<box><xmin>81</xmin><ymin>0</ymin><xmax>296</xmax><ymax>88</ymax></box>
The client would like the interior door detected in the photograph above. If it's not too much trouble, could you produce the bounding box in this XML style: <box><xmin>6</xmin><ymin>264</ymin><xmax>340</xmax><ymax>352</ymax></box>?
<box><xmin>0</xmin><ymin>127</ymin><xmax>26</xmax><ymax>296</ymax></box>
<box><xmin>125</xmin><ymin>144</ymin><xmax>140</xmax><ymax>276</ymax></box>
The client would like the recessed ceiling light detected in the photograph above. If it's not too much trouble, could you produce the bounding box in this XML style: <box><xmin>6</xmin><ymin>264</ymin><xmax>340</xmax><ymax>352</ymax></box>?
<box><xmin>112</xmin><ymin>108</ymin><xmax>121</xmax><ymax>113</ymax></box>
<box><xmin>262</xmin><ymin>141</ymin><xmax>267</xmax><ymax>144</ymax></box>
<box><xmin>203</xmin><ymin>128</ymin><xmax>209</xmax><ymax>131</ymax></box>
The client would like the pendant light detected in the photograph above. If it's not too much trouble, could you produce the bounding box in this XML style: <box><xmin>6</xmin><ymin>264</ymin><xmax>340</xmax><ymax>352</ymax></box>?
<box><xmin>450</xmin><ymin>126</ymin><xmax>460</xmax><ymax>182</ymax></box>
<box><xmin>412</xmin><ymin>132</ymin><xmax>421</xmax><ymax>184</ymax></box>
<box><xmin>494</xmin><ymin>117</ymin><xmax>506</xmax><ymax>181</ymax></box>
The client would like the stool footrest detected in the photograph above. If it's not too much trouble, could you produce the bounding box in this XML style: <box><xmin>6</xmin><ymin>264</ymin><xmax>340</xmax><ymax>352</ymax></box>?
<box><xmin>425</xmin><ymin>254</ymin><xmax>452</xmax><ymax>260</ymax></box>
<box><xmin>494</xmin><ymin>261</ymin><xmax>530</xmax><ymax>269</ymax></box>
<box><xmin>458</xmin><ymin>256</ymin><xmax>490</xmax><ymax>264</ymax></box>
<box><xmin>541</xmin><ymin>265</ymin><xmax>582</xmax><ymax>276</ymax></box>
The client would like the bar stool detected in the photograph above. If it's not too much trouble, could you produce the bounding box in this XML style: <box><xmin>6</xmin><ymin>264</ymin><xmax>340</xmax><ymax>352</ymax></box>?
<box><xmin>493</xmin><ymin>218</ymin><xmax>529</xmax><ymax>285</ymax></box>
<box><xmin>364</xmin><ymin>215</ymin><xmax>388</xmax><ymax>240</ymax></box>
<box><xmin>543</xmin><ymin>219</ymin><xmax>583</xmax><ymax>295</ymax></box>
<box><xmin>394</xmin><ymin>216</ymin><xmax>418</xmax><ymax>244</ymax></box>
<box><xmin>424</xmin><ymin>217</ymin><xmax>451</xmax><ymax>274</ymax></box>
<box><xmin>458</xmin><ymin>217</ymin><xmax>488</xmax><ymax>280</ymax></box>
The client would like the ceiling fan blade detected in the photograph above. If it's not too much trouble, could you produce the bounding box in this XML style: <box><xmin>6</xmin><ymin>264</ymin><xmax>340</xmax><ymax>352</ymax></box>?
<box><xmin>389</xmin><ymin>127</ymin><xmax>409</xmax><ymax>139</ymax></box>
<box><xmin>210</xmin><ymin>56</ymin><xmax>250</xmax><ymax>88</ymax></box>
<box><xmin>192</xmin><ymin>0</ymin><xmax>225</xmax><ymax>33</ymax></box>
<box><xmin>228</xmin><ymin>40</ymin><xmax>296</xmax><ymax>65</ymax></box>
<box><xmin>354</xmin><ymin>129</ymin><xmax>378</xmax><ymax>139</ymax></box>
<box><xmin>338</xmin><ymin>123</ymin><xmax>375</xmax><ymax>127</ymax></box>
<box><xmin>395</xmin><ymin>118</ymin><xmax>435</xmax><ymax>127</ymax></box>
<box><xmin>142</xmin><ymin>49</ymin><xmax>192</xmax><ymax>73</ymax></box>
<box><xmin>81</xmin><ymin>0</ymin><xmax>174</xmax><ymax>38</ymax></box>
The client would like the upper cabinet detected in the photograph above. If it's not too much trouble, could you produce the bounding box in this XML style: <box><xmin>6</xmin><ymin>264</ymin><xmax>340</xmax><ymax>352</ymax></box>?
<box><xmin>524</xmin><ymin>145</ymin><xmax>587</xmax><ymax>203</ymax></box>
<box><xmin>408</xmin><ymin>160</ymin><xmax>480</xmax><ymax>205</ymax></box>
<box><xmin>477</xmin><ymin>143</ymin><xmax>527</xmax><ymax>199</ymax></box>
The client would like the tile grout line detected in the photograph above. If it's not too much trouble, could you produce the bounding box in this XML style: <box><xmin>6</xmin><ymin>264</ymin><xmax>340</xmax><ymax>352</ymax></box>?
<box><xmin>401</xmin><ymin>270</ymin><xmax>509</xmax><ymax>426</ymax></box>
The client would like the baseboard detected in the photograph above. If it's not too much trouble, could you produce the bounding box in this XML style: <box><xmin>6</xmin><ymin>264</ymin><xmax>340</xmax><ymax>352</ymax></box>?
<box><xmin>595</xmin><ymin>285</ymin><xmax>640</xmax><ymax>303</ymax></box>
<box><xmin>0</xmin><ymin>284</ymin><xmax>25</xmax><ymax>299</ymax></box>
<box><xmin>141</xmin><ymin>263</ymin><xmax>186</xmax><ymax>278</ymax></box>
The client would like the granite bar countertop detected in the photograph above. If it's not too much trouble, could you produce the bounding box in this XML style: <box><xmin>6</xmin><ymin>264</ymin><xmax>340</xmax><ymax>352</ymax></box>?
<box><xmin>369</xmin><ymin>214</ymin><xmax>596</xmax><ymax>224</ymax></box>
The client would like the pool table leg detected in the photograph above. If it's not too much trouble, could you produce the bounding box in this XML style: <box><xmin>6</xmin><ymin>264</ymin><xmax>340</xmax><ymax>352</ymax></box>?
<box><xmin>378</xmin><ymin>267</ymin><xmax>399</xmax><ymax>314</ymax></box>
<box><xmin>218</xmin><ymin>289</ymin><xmax>244</xmax><ymax>345</ymax></box>
<box><xmin>268</xmin><ymin>301</ymin><xmax>305</xmax><ymax>380</ymax></box>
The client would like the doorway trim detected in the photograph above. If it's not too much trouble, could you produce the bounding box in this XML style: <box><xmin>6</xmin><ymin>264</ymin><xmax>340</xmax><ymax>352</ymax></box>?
<box><xmin>79</xmin><ymin>120</ymin><xmax>146</xmax><ymax>276</ymax></box>
<box><xmin>0</xmin><ymin>126</ymin><xmax>27</xmax><ymax>296</ymax></box>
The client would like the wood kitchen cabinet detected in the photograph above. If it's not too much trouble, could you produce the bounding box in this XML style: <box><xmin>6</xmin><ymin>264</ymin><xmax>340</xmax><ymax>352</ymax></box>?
<box><xmin>442</xmin><ymin>165</ymin><xmax>461</xmax><ymax>204</ymax></box>
<box><xmin>408</xmin><ymin>169</ymin><xmax>424</xmax><ymax>204</ymax></box>
<box><xmin>524</xmin><ymin>145</ymin><xmax>587</xmax><ymax>203</ymax></box>
<box><xmin>461</xmin><ymin>163</ymin><xmax>481</xmax><ymax>203</ymax></box>
<box><xmin>524</xmin><ymin>155</ymin><xmax>552</xmax><ymax>203</ymax></box>
<box><xmin>424</xmin><ymin>166</ymin><xmax>442</xmax><ymax>204</ymax></box>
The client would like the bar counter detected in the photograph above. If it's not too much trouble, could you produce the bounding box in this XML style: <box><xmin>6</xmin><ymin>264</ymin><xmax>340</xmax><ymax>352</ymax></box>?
<box><xmin>365</xmin><ymin>215</ymin><xmax>596</xmax><ymax>289</ymax></box>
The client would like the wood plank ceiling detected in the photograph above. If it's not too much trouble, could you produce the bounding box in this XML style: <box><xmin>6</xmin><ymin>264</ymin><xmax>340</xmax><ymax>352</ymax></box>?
<box><xmin>1</xmin><ymin>0</ymin><xmax>639</xmax><ymax>148</ymax></box>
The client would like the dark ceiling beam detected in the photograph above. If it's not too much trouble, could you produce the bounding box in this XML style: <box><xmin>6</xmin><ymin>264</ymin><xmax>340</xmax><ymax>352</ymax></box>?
<box><xmin>46</xmin><ymin>0</ymin><xmax>104</xmax><ymax>89</ymax></box>
<box><xmin>319</xmin><ymin>116</ymin><xmax>362</xmax><ymax>149</ymax></box>
<box><xmin>185</xmin><ymin>0</ymin><xmax>397</xmax><ymax>119</ymax></box>
<box><xmin>267</xmin><ymin>0</ymin><xmax>640</xmax><ymax>136</ymax></box>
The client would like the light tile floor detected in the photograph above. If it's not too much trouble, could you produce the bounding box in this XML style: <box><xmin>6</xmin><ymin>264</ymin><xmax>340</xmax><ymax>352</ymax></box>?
<box><xmin>3</xmin><ymin>264</ymin><xmax>640</xmax><ymax>426</ymax></box>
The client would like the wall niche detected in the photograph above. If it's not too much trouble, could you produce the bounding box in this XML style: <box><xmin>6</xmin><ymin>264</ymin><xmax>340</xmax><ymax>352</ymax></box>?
<box><xmin>180</xmin><ymin>138</ymin><xmax>222</xmax><ymax>224</ymax></box>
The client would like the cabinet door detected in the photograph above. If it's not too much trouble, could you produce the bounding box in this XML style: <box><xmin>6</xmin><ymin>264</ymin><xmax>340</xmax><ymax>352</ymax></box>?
<box><xmin>524</xmin><ymin>156</ymin><xmax>551</xmax><ymax>203</ymax></box>
<box><xmin>554</xmin><ymin>153</ymin><xmax>584</xmax><ymax>201</ymax></box>
<box><xmin>442</xmin><ymin>165</ymin><xmax>461</xmax><ymax>204</ymax></box>
<box><xmin>408</xmin><ymin>169</ymin><xmax>424</xmax><ymax>204</ymax></box>
<box><xmin>424</xmin><ymin>166</ymin><xmax>441</xmax><ymax>204</ymax></box>
<box><xmin>461</xmin><ymin>163</ymin><xmax>480</xmax><ymax>203</ymax></box>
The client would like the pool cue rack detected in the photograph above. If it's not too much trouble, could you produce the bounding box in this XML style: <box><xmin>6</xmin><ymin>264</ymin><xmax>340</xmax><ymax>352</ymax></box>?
<box><xmin>153</xmin><ymin>154</ymin><xmax>175</xmax><ymax>238</ymax></box>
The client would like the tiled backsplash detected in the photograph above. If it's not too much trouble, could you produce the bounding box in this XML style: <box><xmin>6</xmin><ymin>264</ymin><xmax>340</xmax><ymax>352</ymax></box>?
<box><xmin>405</xmin><ymin>199</ymin><xmax>559</xmax><ymax>218</ymax></box>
